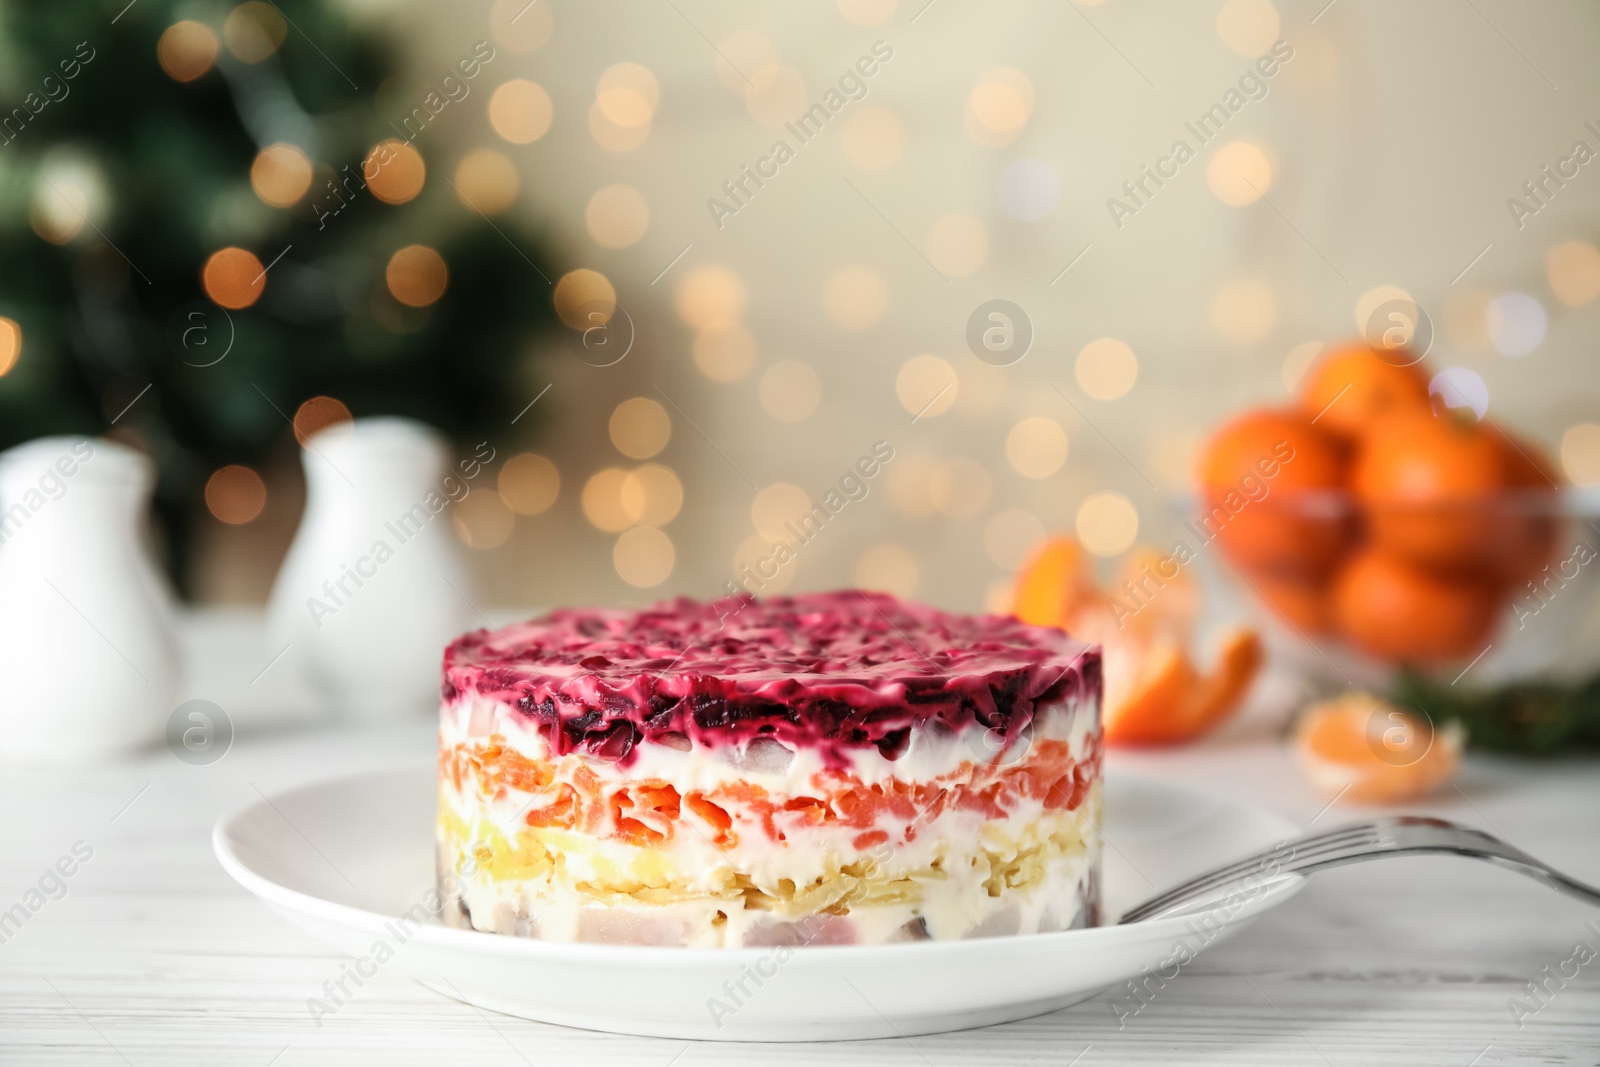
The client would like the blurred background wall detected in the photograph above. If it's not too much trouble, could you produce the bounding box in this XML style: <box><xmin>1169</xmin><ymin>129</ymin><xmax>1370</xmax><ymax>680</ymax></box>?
<box><xmin>6</xmin><ymin>0</ymin><xmax>1600</xmax><ymax>616</ymax></box>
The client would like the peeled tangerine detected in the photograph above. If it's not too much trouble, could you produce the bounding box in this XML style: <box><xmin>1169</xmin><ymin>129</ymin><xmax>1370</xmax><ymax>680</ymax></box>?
<box><xmin>1294</xmin><ymin>692</ymin><xmax>1463</xmax><ymax>804</ymax></box>
<box><xmin>1012</xmin><ymin>537</ymin><xmax>1262</xmax><ymax>746</ymax></box>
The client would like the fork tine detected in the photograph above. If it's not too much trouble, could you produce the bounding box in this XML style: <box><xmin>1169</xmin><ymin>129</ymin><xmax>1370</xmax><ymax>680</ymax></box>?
<box><xmin>1118</xmin><ymin>822</ymin><xmax>1383</xmax><ymax>923</ymax></box>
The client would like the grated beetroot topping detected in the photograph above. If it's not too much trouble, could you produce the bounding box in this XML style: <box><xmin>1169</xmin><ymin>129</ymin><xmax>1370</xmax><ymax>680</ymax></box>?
<box><xmin>442</xmin><ymin>591</ymin><xmax>1099</xmax><ymax>768</ymax></box>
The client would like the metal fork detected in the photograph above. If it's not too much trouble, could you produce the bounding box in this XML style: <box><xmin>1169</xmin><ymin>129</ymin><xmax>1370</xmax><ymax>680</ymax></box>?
<box><xmin>1119</xmin><ymin>815</ymin><xmax>1600</xmax><ymax>924</ymax></box>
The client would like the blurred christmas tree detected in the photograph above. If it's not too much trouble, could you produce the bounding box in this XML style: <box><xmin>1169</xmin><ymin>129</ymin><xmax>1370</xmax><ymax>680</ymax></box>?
<box><xmin>0</xmin><ymin>0</ymin><xmax>555</xmax><ymax>590</ymax></box>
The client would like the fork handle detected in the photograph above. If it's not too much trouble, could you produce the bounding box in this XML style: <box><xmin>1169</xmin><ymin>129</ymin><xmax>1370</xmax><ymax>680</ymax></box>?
<box><xmin>1120</xmin><ymin>816</ymin><xmax>1600</xmax><ymax>924</ymax></box>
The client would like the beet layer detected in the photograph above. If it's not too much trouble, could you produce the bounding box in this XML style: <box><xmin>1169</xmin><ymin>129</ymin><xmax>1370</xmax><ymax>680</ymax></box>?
<box><xmin>442</xmin><ymin>591</ymin><xmax>1100</xmax><ymax>769</ymax></box>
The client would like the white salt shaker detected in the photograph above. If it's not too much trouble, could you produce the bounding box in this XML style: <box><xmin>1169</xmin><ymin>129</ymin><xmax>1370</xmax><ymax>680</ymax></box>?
<box><xmin>268</xmin><ymin>417</ymin><xmax>478</xmax><ymax>723</ymax></box>
<box><xmin>0</xmin><ymin>436</ymin><xmax>180</xmax><ymax>764</ymax></box>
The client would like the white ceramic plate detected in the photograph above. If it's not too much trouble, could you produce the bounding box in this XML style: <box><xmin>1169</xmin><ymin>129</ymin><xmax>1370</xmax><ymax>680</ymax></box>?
<box><xmin>215</xmin><ymin>766</ymin><xmax>1303</xmax><ymax>1041</ymax></box>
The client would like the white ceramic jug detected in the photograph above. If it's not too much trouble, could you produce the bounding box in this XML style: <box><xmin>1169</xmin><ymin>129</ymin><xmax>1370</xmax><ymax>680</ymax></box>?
<box><xmin>0</xmin><ymin>436</ymin><xmax>180</xmax><ymax>764</ymax></box>
<box><xmin>268</xmin><ymin>417</ymin><xmax>477</xmax><ymax>723</ymax></box>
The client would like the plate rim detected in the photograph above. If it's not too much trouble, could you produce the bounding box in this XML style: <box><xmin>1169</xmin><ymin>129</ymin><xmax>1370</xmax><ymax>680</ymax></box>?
<box><xmin>213</xmin><ymin>762</ymin><xmax>1306</xmax><ymax>967</ymax></box>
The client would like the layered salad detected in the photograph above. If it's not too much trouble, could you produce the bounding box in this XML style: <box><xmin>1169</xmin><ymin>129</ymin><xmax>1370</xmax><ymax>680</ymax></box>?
<box><xmin>438</xmin><ymin>591</ymin><xmax>1102</xmax><ymax>947</ymax></box>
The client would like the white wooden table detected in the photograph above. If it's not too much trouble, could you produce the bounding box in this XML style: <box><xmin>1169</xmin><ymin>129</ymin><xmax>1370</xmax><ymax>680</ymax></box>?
<box><xmin>2</xmin><ymin>714</ymin><xmax>1596</xmax><ymax>1066</ymax></box>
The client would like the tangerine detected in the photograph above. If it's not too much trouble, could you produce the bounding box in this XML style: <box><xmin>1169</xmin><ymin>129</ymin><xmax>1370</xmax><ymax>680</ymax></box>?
<box><xmin>1331</xmin><ymin>548</ymin><xmax>1498</xmax><ymax>663</ymax></box>
<box><xmin>1352</xmin><ymin>409</ymin><xmax>1509</xmax><ymax>572</ymax></box>
<box><xmin>1492</xmin><ymin>429</ymin><xmax>1561</xmax><ymax>588</ymax></box>
<box><xmin>1294</xmin><ymin>692</ymin><xmax>1462</xmax><ymax>804</ymax></box>
<box><xmin>1197</xmin><ymin>408</ymin><xmax>1349</xmax><ymax>576</ymax></box>
<box><xmin>1246</xmin><ymin>572</ymin><xmax>1334</xmax><ymax>635</ymax></box>
<box><xmin>1298</xmin><ymin>342</ymin><xmax>1430</xmax><ymax>443</ymax></box>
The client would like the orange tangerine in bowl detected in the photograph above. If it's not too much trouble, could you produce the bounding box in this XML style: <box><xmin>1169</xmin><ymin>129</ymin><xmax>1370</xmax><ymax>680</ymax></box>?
<box><xmin>1293</xmin><ymin>692</ymin><xmax>1463</xmax><ymax>804</ymax></box>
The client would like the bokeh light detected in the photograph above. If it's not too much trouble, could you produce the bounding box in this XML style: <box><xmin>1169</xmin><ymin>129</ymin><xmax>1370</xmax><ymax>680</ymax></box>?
<box><xmin>744</xmin><ymin>66</ymin><xmax>808</xmax><ymax>128</ymax></box>
<box><xmin>0</xmin><ymin>318</ymin><xmax>20</xmax><ymax>378</ymax></box>
<box><xmin>715</xmin><ymin>31</ymin><xmax>779</xmax><ymax>95</ymax></box>
<box><xmin>759</xmin><ymin>360</ymin><xmax>823</xmax><ymax>422</ymax></box>
<box><xmin>202</xmin><ymin>248</ymin><xmax>266</xmax><ymax>310</ymax></box>
<box><xmin>752</xmin><ymin>483</ymin><xmax>812</xmax><ymax>542</ymax></box>
<box><xmin>609</xmin><ymin>397</ymin><xmax>671</xmax><ymax>459</ymax></box>
<box><xmin>489</xmin><ymin>0</ymin><xmax>554</xmax><ymax>54</ymax></box>
<box><xmin>925</xmin><ymin>214</ymin><xmax>988</xmax><ymax>277</ymax></box>
<box><xmin>453</xmin><ymin>149</ymin><xmax>520</xmax><ymax>214</ymax></box>
<box><xmin>222</xmin><ymin>2</ymin><xmax>286</xmax><ymax>63</ymax></box>
<box><xmin>842</xmin><ymin>106</ymin><xmax>906</xmax><ymax>169</ymax></box>
<box><xmin>1429</xmin><ymin>367</ymin><xmax>1489</xmax><ymax>419</ymax></box>
<box><xmin>596</xmin><ymin>63</ymin><xmax>660</xmax><ymax>127</ymax></box>
<box><xmin>1076</xmin><ymin>337</ymin><xmax>1139</xmax><ymax>399</ymax></box>
<box><xmin>488</xmin><ymin>79</ymin><xmax>553</xmax><ymax>144</ymax></box>
<box><xmin>675</xmin><ymin>266</ymin><xmax>746</xmax><ymax>330</ymax></box>
<box><xmin>896</xmin><ymin>355</ymin><xmax>958</xmax><ymax>418</ymax></box>
<box><xmin>1486</xmin><ymin>292</ymin><xmax>1547</xmax><ymax>357</ymax></box>
<box><xmin>693</xmin><ymin>323</ymin><xmax>757</xmax><ymax>382</ymax></box>
<box><xmin>1353</xmin><ymin>284</ymin><xmax>1414</xmax><ymax>338</ymax></box>
<box><xmin>498</xmin><ymin>452</ymin><xmax>560</xmax><ymax>515</ymax></box>
<box><xmin>1216</xmin><ymin>0</ymin><xmax>1280</xmax><ymax>57</ymax></box>
<box><xmin>998</xmin><ymin>159</ymin><xmax>1061</xmax><ymax>221</ymax></box>
<box><xmin>735</xmin><ymin>533</ymin><xmax>797</xmax><ymax>593</ymax></box>
<box><xmin>1561</xmin><ymin>423</ymin><xmax>1600</xmax><ymax>486</ymax></box>
<box><xmin>821</xmin><ymin>266</ymin><xmax>887</xmax><ymax>330</ymax></box>
<box><xmin>1006</xmin><ymin>417</ymin><xmax>1069</xmax><ymax>478</ymax></box>
<box><xmin>292</xmin><ymin>396</ymin><xmax>352</xmax><ymax>445</ymax></box>
<box><xmin>585</xmin><ymin>183</ymin><xmax>650</xmax><ymax>248</ymax></box>
<box><xmin>855</xmin><ymin>543</ymin><xmax>919</xmax><ymax>598</ymax></box>
<box><xmin>1547</xmin><ymin>240</ymin><xmax>1600</xmax><ymax>307</ymax></box>
<box><xmin>620</xmin><ymin>463</ymin><xmax>684</xmax><ymax>526</ymax></box>
<box><xmin>614</xmin><ymin>526</ymin><xmax>675</xmax><ymax>587</ymax></box>
<box><xmin>966</xmin><ymin>68</ymin><xmax>1033</xmax><ymax>146</ymax></box>
<box><xmin>1211</xmin><ymin>279</ymin><xmax>1276</xmax><ymax>343</ymax></box>
<box><xmin>29</xmin><ymin>179</ymin><xmax>90</xmax><ymax>245</ymax></box>
<box><xmin>553</xmin><ymin>268</ymin><xmax>616</xmax><ymax>330</ymax></box>
<box><xmin>837</xmin><ymin>0</ymin><xmax>897</xmax><ymax>26</ymax></box>
<box><xmin>930</xmin><ymin>458</ymin><xmax>991</xmax><ymax>519</ymax></box>
<box><xmin>1076</xmin><ymin>491</ymin><xmax>1139</xmax><ymax>557</ymax></box>
<box><xmin>1206</xmin><ymin>141</ymin><xmax>1273</xmax><ymax>205</ymax></box>
<box><xmin>582</xmin><ymin>468</ymin><xmax>633</xmax><ymax>532</ymax></box>
<box><xmin>589</xmin><ymin>100</ymin><xmax>652</xmax><ymax>152</ymax></box>
<box><xmin>250</xmin><ymin>143</ymin><xmax>313</xmax><ymax>208</ymax></box>
<box><xmin>886</xmin><ymin>453</ymin><xmax>940</xmax><ymax>517</ymax></box>
<box><xmin>984</xmin><ymin>508</ymin><xmax>1047</xmax><ymax>570</ymax></box>
<box><xmin>385</xmin><ymin>245</ymin><xmax>448</xmax><ymax>308</ymax></box>
<box><xmin>1283</xmin><ymin>28</ymin><xmax>1338</xmax><ymax>91</ymax></box>
<box><xmin>365</xmin><ymin>140</ymin><xmax>426</xmax><ymax>205</ymax></box>
<box><xmin>204</xmin><ymin>465</ymin><xmax>267</xmax><ymax>525</ymax></box>
<box><xmin>453</xmin><ymin>491</ymin><xmax>514</xmax><ymax>550</ymax></box>
<box><xmin>158</xmin><ymin>21</ymin><xmax>219</xmax><ymax>82</ymax></box>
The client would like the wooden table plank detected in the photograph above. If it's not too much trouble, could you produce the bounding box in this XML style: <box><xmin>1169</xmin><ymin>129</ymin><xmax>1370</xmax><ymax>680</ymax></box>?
<box><xmin>2</xmin><ymin>722</ymin><xmax>1596</xmax><ymax>1065</ymax></box>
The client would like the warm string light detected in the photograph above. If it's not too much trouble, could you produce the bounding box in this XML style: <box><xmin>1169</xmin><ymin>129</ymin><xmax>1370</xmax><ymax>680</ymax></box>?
<box><xmin>205</xmin><ymin>465</ymin><xmax>267</xmax><ymax>525</ymax></box>
<box><xmin>489</xmin><ymin>80</ymin><xmax>553</xmax><ymax>144</ymax></box>
<box><xmin>364</xmin><ymin>140</ymin><xmax>426</xmax><ymax>205</ymax></box>
<box><xmin>202</xmin><ymin>248</ymin><xmax>266</xmax><ymax>309</ymax></box>
<box><xmin>498</xmin><ymin>453</ymin><xmax>560</xmax><ymax>515</ymax></box>
<box><xmin>158</xmin><ymin>21</ymin><xmax>218</xmax><ymax>82</ymax></box>
<box><xmin>895</xmin><ymin>355</ymin><xmax>957</xmax><ymax>418</ymax></box>
<box><xmin>223</xmin><ymin>2</ymin><xmax>286</xmax><ymax>63</ymax></box>
<box><xmin>385</xmin><ymin>245</ymin><xmax>448</xmax><ymax>307</ymax></box>
<box><xmin>454</xmin><ymin>149</ymin><xmax>519</xmax><ymax>213</ymax></box>
<box><xmin>250</xmin><ymin>144</ymin><xmax>313</xmax><ymax>208</ymax></box>
<box><xmin>0</xmin><ymin>318</ymin><xmax>22</xmax><ymax>377</ymax></box>
<box><xmin>292</xmin><ymin>396</ymin><xmax>352</xmax><ymax>445</ymax></box>
<box><xmin>609</xmin><ymin>398</ymin><xmax>671</xmax><ymax>459</ymax></box>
